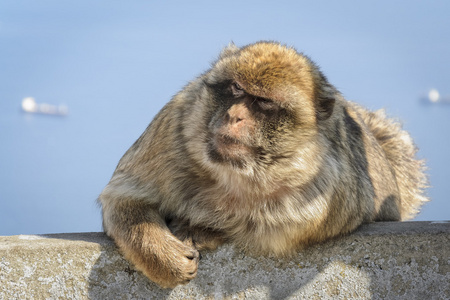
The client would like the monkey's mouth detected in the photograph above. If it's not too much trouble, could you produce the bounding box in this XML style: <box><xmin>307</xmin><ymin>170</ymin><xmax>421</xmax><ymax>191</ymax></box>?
<box><xmin>207</xmin><ymin>134</ymin><xmax>251</xmax><ymax>166</ymax></box>
<box><xmin>217</xmin><ymin>134</ymin><xmax>244</xmax><ymax>147</ymax></box>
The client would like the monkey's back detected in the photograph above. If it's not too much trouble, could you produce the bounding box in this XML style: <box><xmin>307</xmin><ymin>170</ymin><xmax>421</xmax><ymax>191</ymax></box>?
<box><xmin>350</xmin><ymin>103</ymin><xmax>428</xmax><ymax>220</ymax></box>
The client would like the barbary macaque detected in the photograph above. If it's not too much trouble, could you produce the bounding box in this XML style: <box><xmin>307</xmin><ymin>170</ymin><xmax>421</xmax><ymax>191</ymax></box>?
<box><xmin>99</xmin><ymin>42</ymin><xmax>428</xmax><ymax>288</ymax></box>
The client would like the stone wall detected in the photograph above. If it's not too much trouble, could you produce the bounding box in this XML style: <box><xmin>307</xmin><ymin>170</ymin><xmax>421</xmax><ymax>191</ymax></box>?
<box><xmin>1</xmin><ymin>221</ymin><xmax>449</xmax><ymax>299</ymax></box>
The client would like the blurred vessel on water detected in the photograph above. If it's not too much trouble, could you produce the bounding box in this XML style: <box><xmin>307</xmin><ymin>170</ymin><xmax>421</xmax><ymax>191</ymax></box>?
<box><xmin>21</xmin><ymin>97</ymin><xmax>69</xmax><ymax>116</ymax></box>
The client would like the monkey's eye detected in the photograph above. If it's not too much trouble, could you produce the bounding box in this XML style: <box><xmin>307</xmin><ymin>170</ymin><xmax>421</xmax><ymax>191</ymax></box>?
<box><xmin>256</xmin><ymin>97</ymin><xmax>278</xmax><ymax>111</ymax></box>
<box><xmin>231</xmin><ymin>82</ymin><xmax>245</xmax><ymax>97</ymax></box>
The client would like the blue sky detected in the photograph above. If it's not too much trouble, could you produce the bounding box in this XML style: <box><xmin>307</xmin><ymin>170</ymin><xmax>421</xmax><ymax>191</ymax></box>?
<box><xmin>1</xmin><ymin>1</ymin><xmax>449</xmax><ymax>235</ymax></box>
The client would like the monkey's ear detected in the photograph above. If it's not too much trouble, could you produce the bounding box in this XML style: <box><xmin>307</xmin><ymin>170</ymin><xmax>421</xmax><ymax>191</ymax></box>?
<box><xmin>219</xmin><ymin>42</ymin><xmax>240</xmax><ymax>59</ymax></box>
<box><xmin>315</xmin><ymin>96</ymin><xmax>335</xmax><ymax>121</ymax></box>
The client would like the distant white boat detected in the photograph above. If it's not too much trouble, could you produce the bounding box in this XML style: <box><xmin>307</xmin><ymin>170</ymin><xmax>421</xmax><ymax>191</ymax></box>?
<box><xmin>21</xmin><ymin>97</ymin><xmax>69</xmax><ymax>116</ymax></box>
<box><xmin>424</xmin><ymin>89</ymin><xmax>450</xmax><ymax>104</ymax></box>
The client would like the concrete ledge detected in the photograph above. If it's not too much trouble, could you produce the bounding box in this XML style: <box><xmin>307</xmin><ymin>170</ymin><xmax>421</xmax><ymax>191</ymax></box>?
<box><xmin>1</xmin><ymin>221</ymin><xmax>449</xmax><ymax>299</ymax></box>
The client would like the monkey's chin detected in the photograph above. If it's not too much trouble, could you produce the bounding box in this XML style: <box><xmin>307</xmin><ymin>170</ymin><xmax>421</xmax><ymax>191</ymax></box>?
<box><xmin>207</xmin><ymin>134</ymin><xmax>251</xmax><ymax>168</ymax></box>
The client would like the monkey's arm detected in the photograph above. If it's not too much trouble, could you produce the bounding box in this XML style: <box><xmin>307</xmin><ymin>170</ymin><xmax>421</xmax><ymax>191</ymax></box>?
<box><xmin>167</xmin><ymin>218</ymin><xmax>226</xmax><ymax>251</ymax></box>
<box><xmin>101</xmin><ymin>197</ymin><xmax>200</xmax><ymax>288</ymax></box>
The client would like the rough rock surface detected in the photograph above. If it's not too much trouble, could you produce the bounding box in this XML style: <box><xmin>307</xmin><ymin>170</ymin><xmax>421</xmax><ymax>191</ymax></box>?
<box><xmin>1</xmin><ymin>221</ymin><xmax>449</xmax><ymax>299</ymax></box>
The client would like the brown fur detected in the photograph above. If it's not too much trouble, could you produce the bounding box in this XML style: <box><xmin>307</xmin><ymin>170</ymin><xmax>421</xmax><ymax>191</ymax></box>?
<box><xmin>98</xmin><ymin>42</ymin><xmax>428</xmax><ymax>288</ymax></box>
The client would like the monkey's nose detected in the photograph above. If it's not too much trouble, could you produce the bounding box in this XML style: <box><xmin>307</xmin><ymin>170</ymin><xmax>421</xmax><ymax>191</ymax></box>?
<box><xmin>225</xmin><ymin>103</ymin><xmax>248</xmax><ymax>124</ymax></box>
<box><xmin>224</xmin><ymin>112</ymin><xmax>244</xmax><ymax>124</ymax></box>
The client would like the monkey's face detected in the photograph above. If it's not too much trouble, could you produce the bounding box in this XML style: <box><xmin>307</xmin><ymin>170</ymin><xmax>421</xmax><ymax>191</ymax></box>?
<box><xmin>205</xmin><ymin>80</ymin><xmax>292</xmax><ymax>169</ymax></box>
<box><xmin>199</xmin><ymin>43</ymin><xmax>332</xmax><ymax>174</ymax></box>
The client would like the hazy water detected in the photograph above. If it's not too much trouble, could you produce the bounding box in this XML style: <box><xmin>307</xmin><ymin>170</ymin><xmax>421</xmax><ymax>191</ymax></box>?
<box><xmin>1</xmin><ymin>1</ymin><xmax>449</xmax><ymax>235</ymax></box>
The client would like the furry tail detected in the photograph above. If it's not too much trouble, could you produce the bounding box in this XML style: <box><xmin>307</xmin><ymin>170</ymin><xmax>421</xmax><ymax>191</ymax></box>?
<box><xmin>361</xmin><ymin>109</ymin><xmax>429</xmax><ymax>220</ymax></box>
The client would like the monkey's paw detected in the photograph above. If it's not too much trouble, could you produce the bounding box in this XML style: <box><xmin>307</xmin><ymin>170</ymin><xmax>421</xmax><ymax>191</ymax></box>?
<box><xmin>129</xmin><ymin>234</ymin><xmax>200</xmax><ymax>289</ymax></box>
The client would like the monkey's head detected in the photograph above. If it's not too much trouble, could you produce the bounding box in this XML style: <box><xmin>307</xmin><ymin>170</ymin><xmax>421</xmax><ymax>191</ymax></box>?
<box><xmin>185</xmin><ymin>42</ymin><xmax>338</xmax><ymax>182</ymax></box>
